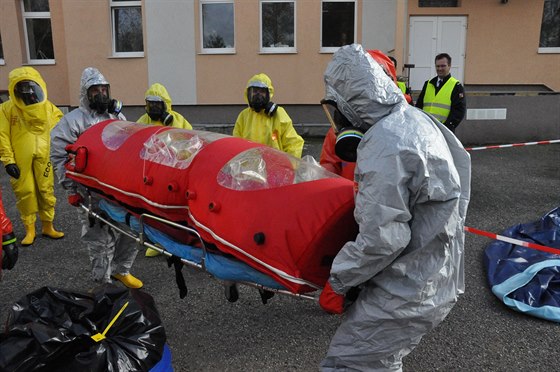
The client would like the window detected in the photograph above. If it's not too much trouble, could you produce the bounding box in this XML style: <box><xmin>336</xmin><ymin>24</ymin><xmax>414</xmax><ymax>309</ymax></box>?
<box><xmin>419</xmin><ymin>0</ymin><xmax>458</xmax><ymax>6</ymax></box>
<box><xmin>321</xmin><ymin>0</ymin><xmax>355</xmax><ymax>52</ymax></box>
<box><xmin>200</xmin><ymin>0</ymin><xmax>235</xmax><ymax>54</ymax></box>
<box><xmin>539</xmin><ymin>0</ymin><xmax>560</xmax><ymax>53</ymax></box>
<box><xmin>21</xmin><ymin>0</ymin><xmax>54</xmax><ymax>64</ymax></box>
<box><xmin>260</xmin><ymin>0</ymin><xmax>296</xmax><ymax>53</ymax></box>
<box><xmin>111</xmin><ymin>0</ymin><xmax>144</xmax><ymax>57</ymax></box>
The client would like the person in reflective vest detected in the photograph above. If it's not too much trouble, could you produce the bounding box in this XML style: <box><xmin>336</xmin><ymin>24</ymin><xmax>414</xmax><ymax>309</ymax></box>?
<box><xmin>416</xmin><ymin>53</ymin><xmax>466</xmax><ymax>132</ymax></box>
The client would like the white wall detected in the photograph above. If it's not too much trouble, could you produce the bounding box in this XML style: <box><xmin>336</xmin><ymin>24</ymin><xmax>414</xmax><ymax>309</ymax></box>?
<box><xmin>145</xmin><ymin>0</ymin><xmax>197</xmax><ymax>104</ymax></box>
<box><xmin>361</xmin><ymin>0</ymin><xmax>397</xmax><ymax>54</ymax></box>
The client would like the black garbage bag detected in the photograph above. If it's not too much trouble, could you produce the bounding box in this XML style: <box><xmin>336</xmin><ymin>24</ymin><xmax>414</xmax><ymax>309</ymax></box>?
<box><xmin>0</xmin><ymin>284</ymin><xmax>167</xmax><ymax>371</ymax></box>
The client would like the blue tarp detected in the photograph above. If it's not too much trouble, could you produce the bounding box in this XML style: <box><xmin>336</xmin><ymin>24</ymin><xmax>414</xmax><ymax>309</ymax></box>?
<box><xmin>98</xmin><ymin>199</ymin><xmax>285</xmax><ymax>290</ymax></box>
<box><xmin>484</xmin><ymin>206</ymin><xmax>560</xmax><ymax>322</ymax></box>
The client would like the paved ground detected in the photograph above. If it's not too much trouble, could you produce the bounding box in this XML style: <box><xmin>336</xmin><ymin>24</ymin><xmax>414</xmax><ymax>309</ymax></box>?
<box><xmin>0</xmin><ymin>138</ymin><xmax>558</xmax><ymax>371</ymax></box>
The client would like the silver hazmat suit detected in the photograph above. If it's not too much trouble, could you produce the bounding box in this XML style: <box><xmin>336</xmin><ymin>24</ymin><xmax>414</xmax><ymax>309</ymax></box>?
<box><xmin>321</xmin><ymin>44</ymin><xmax>471</xmax><ymax>371</ymax></box>
<box><xmin>50</xmin><ymin>67</ymin><xmax>137</xmax><ymax>284</ymax></box>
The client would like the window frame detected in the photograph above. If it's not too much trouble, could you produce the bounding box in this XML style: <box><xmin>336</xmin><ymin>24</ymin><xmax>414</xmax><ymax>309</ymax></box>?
<box><xmin>110</xmin><ymin>0</ymin><xmax>144</xmax><ymax>58</ymax></box>
<box><xmin>538</xmin><ymin>47</ymin><xmax>560</xmax><ymax>54</ymax></box>
<box><xmin>20</xmin><ymin>0</ymin><xmax>55</xmax><ymax>65</ymax></box>
<box><xmin>199</xmin><ymin>0</ymin><xmax>236</xmax><ymax>55</ymax></box>
<box><xmin>259</xmin><ymin>0</ymin><xmax>297</xmax><ymax>54</ymax></box>
<box><xmin>538</xmin><ymin>0</ymin><xmax>560</xmax><ymax>54</ymax></box>
<box><xmin>320</xmin><ymin>0</ymin><xmax>357</xmax><ymax>53</ymax></box>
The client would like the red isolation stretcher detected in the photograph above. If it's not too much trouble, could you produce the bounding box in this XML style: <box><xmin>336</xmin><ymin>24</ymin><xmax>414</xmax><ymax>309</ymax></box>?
<box><xmin>65</xmin><ymin>120</ymin><xmax>358</xmax><ymax>302</ymax></box>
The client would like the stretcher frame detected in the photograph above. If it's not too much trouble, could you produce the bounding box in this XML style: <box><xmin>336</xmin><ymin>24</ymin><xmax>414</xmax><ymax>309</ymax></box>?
<box><xmin>79</xmin><ymin>194</ymin><xmax>318</xmax><ymax>303</ymax></box>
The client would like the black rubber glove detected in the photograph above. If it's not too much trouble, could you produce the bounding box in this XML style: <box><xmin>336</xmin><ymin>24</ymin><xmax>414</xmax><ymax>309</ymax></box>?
<box><xmin>5</xmin><ymin>164</ymin><xmax>20</xmax><ymax>179</ymax></box>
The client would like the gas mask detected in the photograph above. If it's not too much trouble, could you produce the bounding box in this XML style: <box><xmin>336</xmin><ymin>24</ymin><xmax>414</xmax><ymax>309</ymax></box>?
<box><xmin>87</xmin><ymin>85</ymin><xmax>122</xmax><ymax>115</ymax></box>
<box><xmin>89</xmin><ymin>92</ymin><xmax>110</xmax><ymax>114</ymax></box>
<box><xmin>248</xmin><ymin>86</ymin><xmax>277</xmax><ymax>116</ymax></box>
<box><xmin>14</xmin><ymin>80</ymin><xmax>44</xmax><ymax>106</ymax></box>
<box><xmin>321</xmin><ymin>99</ymin><xmax>364</xmax><ymax>162</ymax></box>
<box><xmin>146</xmin><ymin>97</ymin><xmax>173</xmax><ymax>125</ymax></box>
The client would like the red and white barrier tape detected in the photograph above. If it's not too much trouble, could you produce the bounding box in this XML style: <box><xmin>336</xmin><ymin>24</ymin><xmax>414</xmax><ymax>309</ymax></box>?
<box><xmin>464</xmin><ymin>139</ymin><xmax>560</xmax><ymax>151</ymax></box>
<box><xmin>464</xmin><ymin>226</ymin><xmax>560</xmax><ymax>255</ymax></box>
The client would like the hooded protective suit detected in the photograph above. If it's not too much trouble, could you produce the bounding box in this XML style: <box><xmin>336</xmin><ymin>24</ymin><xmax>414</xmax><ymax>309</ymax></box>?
<box><xmin>319</xmin><ymin>50</ymin><xmax>397</xmax><ymax>181</ymax></box>
<box><xmin>320</xmin><ymin>44</ymin><xmax>471</xmax><ymax>371</ymax></box>
<box><xmin>233</xmin><ymin>73</ymin><xmax>304</xmax><ymax>158</ymax></box>
<box><xmin>0</xmin><ymin>67</ymin><xmax>63</xmax><ymax>226</ymax></box>
<box><xmin>136</xmin><ymin>83</ymin><xmax>192</xmax><ymax>129</ymax></box>
<box><xmin>50</xmin><ymin>67</ymin><xmax>138</xmax><ymax>284</ymax></box>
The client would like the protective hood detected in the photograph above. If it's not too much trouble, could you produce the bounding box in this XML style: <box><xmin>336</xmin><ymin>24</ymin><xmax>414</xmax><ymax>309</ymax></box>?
<box><xmin>144</xmin><ymin>83</ymin><xmax>173</xmax><ymax>111</ymax></box>
<box><xmin>79</xmin><ymin>67</ymin><xmax>110</xmax><ymax>111</ymax></box>
<box><xmin>8</xmin><ymin>67</ymin><xmax>48</xmax><ymax>107</ymax></box>
<box><xmin>244</xmin><ymin>73</ymin><xmax>274</xmax><ymax>105</ymax></box>
<box><xmin>367</xmin><ymin>49</ymin><xmax>397</xmax><ymax>83</ymax></box>
<box><xmin>324</xmin><ymin>44</ymin><xmax>404</xmax><ymax>133</ymax></box>
<box><xmin>7</xmin><ymin>67</ymin><xmax>50</xmax><ymax>131</ymax></box>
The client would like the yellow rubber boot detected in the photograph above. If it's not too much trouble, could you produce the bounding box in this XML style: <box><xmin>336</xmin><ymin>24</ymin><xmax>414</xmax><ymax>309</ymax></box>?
<box><xmin>145</xmin><ymin>247</ymin><xmax>161</xmax><ymax>257</ymax></box>
<box><xmin>112</xmin><ymin>273</ymin><xmax>143</xmax><ymax>289</ymax></box>
<box><xmin>21</xmin><ymin>223</ymin><xmax>36</xmax><ymax>246</ymax></box>
<box><xmin>41</xmin><ymin>221</ymin><xmax>65</xmax><ymax>239</ymax></box>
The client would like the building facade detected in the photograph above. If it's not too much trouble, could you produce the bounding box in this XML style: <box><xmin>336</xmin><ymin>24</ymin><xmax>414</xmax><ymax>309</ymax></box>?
<box><xmin>0</xmin><ymin>0</ymin><xmax>558</xmax><ymax>110</ymax></box>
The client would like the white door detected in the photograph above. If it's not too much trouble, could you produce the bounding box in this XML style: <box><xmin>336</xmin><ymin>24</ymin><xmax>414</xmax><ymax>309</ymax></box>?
<box><xmin>408</xmin><ymin>16</ymin><xmax>467</xmax><ymax>91</ymax></box>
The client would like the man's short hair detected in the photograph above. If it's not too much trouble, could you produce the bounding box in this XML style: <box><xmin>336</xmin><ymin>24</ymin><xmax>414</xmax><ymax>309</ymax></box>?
<box><xmin>435</xmin><ymin>53</ymin><xmax>452</xmax><ymax>65</ymax></box>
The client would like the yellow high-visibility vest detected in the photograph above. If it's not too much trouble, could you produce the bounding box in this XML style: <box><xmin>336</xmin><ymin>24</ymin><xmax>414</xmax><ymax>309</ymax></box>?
<box><xmin>423</xmin><ymin>77</ymin><xmax>458</xmax><ymax>123</ymax></box>
<box><xmin>397</xmin><ymin>81</ymin><xmax>407</xmax><ymax>94</ymax></box>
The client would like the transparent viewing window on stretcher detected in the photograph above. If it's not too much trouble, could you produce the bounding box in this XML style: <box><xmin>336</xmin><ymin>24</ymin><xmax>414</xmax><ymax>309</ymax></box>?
<box><xmin>101</xmin><ymin>121</ymin><xmax>228</xmax><ymax>170</ymax></box>
<box><xmin>102</xmin><ymin>121</ymin><xmax>147</xmax><ymax>150</ymax></box>
<box><xmin>101</xmin><ymin>120</ymin><xmax>340</xmax><ymax>187</ymax></box>
<box><xmin>217</xmin><ymin>147</ymin><xmax>341</xmax><ymax>191</ymax></box>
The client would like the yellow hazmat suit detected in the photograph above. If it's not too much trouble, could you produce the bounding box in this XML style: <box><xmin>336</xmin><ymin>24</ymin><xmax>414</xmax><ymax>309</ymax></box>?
<box><xmin>137</xmin><ymin>83</ymin><xmax>193</xmax><ymax>129</ymax></box>
<box><xmin>233</xmin><ymin>73</ymin><xmax>304</xmax><ymax>158</ymax></box>
<box><xmin>137</xmin><ymin>82</ymin><xmax>192</xmax><ymax>257</ymax></box>
<box><xmin>0</xmin><ymin>67</ymin><xmax>64</xmax><ymax>245</ymax></box>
